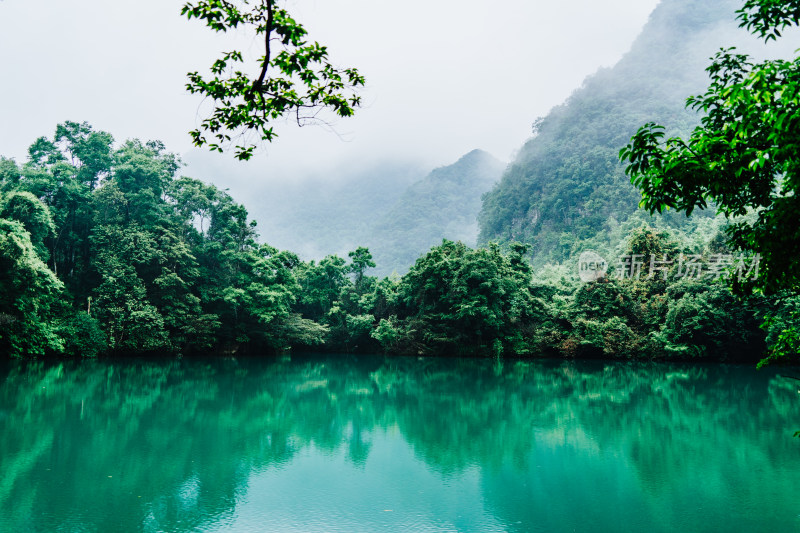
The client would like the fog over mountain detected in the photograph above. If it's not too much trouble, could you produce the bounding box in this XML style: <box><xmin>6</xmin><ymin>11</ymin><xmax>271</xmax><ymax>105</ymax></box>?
<box><xmin>0</xmin><ymin>0</ymin><xmax>660</xmax><ymax>180</ymax></box>
<box><xmin>365</xmin><ymin>150</ymin><xmax>504</xmax><ymax>276</ymax></box>
<box><xmin>185</xmin><ymin>148</ymin><xmax>503</xmax><ymax>275</ymax></box>
<box><xmin>182</xmin><ymin>0</ymin><xmax>799</xmax><ymax>276</ymax></box>
<box><xmin>478</xmin><ymin>0</ymin><xmax>800</xmax><ymax>265</ymax></box>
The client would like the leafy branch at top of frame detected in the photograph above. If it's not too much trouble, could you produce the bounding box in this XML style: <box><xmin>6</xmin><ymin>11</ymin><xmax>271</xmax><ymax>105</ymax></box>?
<box><xmin>182</xmin><ymin>0</ymin><xmax>365</xmax><ymax>160</ymax></box>
<box><xmin>736</xmin><ymin>0</ymin><xmax>800</xmax><ymax>41</ymax></box>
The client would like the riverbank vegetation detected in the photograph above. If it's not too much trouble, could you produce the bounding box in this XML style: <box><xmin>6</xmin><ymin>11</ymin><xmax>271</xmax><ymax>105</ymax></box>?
<box><xmin>0</xmin><ymin>126</ymin><xmax>775</xmax><ymax>361</ymax></box>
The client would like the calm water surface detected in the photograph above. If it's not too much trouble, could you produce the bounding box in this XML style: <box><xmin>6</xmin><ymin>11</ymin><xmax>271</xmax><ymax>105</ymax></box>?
<box><xmin>0</xmin><ymin>355</ymin><xmax>798</xmax><ymax>532</ymax></box>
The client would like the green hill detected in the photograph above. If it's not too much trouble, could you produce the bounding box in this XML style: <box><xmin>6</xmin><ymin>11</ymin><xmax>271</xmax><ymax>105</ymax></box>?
<box><xmin>478</xmin><ymin>0</ymin><xmax>746</xmax><ymax>264</ymax></box>
<box><xmin>365</xmin><ymin>149</ymin><xmax>504</xmax><ymax>276</ymax></box>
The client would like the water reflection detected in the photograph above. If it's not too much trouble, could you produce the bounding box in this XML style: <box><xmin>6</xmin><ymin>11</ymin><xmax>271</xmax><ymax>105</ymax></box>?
<box><xmin>0</xmin><ymin>356</ymin><xmax>798</xmax><ymax>532</ymax></box>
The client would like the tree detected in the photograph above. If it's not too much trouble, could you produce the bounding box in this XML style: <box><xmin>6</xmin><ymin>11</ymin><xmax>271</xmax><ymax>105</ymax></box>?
<box><xmin>0</xmin><ymin>219</ymin><xmax>64</xmax><ymax>355</ymax></box>
<box><xmin>182</xmin><ymin>0</ymin><xmax>365</xmax><ymax>160</ymax></box>
<box><xmin>53</xmin><ymin>120</ymin><xmax>114</xmax><ymax>190</ymax></box>
<box><xmin>295</xmin><ymin>254</ymin><xmax>349</xmax><ymax>321</ymax></box>
<box><xmin>620</xmin><ymin>0</ymin><xmax>799</xmax><ymax>295</ymax></box>
<box><xmin>9</xmin><ymin>123</ymin><xmax>114</xmax><ymax>289</ymax></box>
<box><xmin>0</xmin><ymin>191</ymin><xmax>56</xmax><ymax>261</ymax></box>
<box><xmin>619</xmin><ymin>0</ymin><xmax>800</xmax><ymax>363</ymax></box>
<box><xmin>384</xmin><ymin>241</ymin><xmax>538</xmax><ymax>357</ymax></box>
<box><xmin>348</xmin><ymin>246</ymin><xmax>375</xmax><ymax>292</ymax></box>
<box><xmin>660</xmin><ymin>280</ymin><xmax>766</xmax><ymax>360</ymax></box>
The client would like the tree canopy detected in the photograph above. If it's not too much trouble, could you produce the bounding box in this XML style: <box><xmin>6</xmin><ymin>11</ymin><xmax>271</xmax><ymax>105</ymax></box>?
<box><xmin>619</xmin><ymin>0</ymin><xmax>800</xmax><ymax>363</ymax></box>
<box><xmin>182</xmin><ymin>0</ymin><xmax>365</xmax><ymax>160</ymax></box>
<box><xmin>0</xmin><ymin>121</ymin><xmax>773</xmax><ymax>361</ymax></box>
<box><xmin>620</xmin><ymin>0</ymin><xmax>800</xmax><ymax>295</ymax></box>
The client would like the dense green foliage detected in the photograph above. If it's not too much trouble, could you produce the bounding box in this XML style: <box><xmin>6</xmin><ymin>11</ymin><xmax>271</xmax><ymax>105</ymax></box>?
<box><xmin>621</xmin><ymin>0</ymin><xmax>800</xmax><ymax>364</ymax></box>
<box><xmin>0</xmin><ymin>123</ymin><xmax>322</xmax><ymax>356</ymax></box>
<box><xmin>0</xmin><ymin>2</ymin><xmax>788</xmax><ymax>362</ymax></box>
<box><xmin>0</xmin><ymin>121</ymin><xmax>771</xmax><ymax>361</ymax></box>
<box><xmin>182</xmin><ymin>0</ymin><xmax>364</xmax><ymax>159</ymax></box>
<box><xmin>371</xmin><ymin>241</ymin><xmax>538</xmax><ymax>357</ymax></box>
<box><xmin>0</xmin><ymin>218</ymin><xmax>63</xmax><ymax>355</ymax></box>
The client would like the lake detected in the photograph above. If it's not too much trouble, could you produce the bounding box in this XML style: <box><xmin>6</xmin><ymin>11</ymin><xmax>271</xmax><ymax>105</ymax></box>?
<box><xmin>1</xmin><ymin>355</ymin><xmax>798</xmax><ymax>532</ymax></box>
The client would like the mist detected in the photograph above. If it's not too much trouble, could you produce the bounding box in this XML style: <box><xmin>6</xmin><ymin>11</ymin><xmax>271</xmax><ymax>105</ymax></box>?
<box><xmin>1</xmin><ymin>0</ymin><xmax>659</xmax><ymax>179</ymax></box>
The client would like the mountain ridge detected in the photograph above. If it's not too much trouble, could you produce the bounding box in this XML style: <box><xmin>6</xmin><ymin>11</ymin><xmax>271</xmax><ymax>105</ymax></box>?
<box><xmin>478</xmin><ymin>0</ymin><xmax>744</xmax><ymax>264</ymax></box>
<box><xmin>365</xmin><ymin>149</ymin><xmax>504</xmax><ymax>275</ymax></box>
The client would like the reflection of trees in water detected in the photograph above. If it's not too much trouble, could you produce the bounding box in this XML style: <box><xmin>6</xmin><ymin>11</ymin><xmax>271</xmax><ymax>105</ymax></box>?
<box><xmin>1</xmin><ymin>359</ymin><xmax>259</xmax><ymax>531</ymax></box>
<box><xmin>471</xmin><ymin>363</ymin><xmax>800</xmax><ymax>532</ymax></box>
<box><xmin>0</xmin><ymin>356</ymin><xmax>395</xmax><ymax>531</ymax></box>
<box><xmin>0</xmin><ymin>356</ymin><xmax>797</xmax><ymax>531</ymax></box>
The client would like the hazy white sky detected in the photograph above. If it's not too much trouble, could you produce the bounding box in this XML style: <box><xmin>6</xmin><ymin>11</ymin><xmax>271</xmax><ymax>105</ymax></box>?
<box><xmin>0</xmin><ymin>0</ymin><xmax>660</xmax><ymax>179</ymax></box>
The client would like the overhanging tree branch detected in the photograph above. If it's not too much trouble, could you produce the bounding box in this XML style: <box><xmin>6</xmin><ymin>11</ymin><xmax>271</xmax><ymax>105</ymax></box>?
<box><xmin>182</xmin><ymin>0</ymin><xmax>365</xmax><ymax>160</ymax></box>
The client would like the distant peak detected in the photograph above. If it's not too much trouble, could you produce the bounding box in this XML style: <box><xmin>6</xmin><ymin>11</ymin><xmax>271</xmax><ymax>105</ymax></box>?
<box><xmin>458</xmin><ymin>149</ymin><xmax>494</xmax><ymax>162</ymax></box>
<box><xmin>441</xmin><ymin>149</ymin><xmax>503</xmax><ymax>171</ymax></box>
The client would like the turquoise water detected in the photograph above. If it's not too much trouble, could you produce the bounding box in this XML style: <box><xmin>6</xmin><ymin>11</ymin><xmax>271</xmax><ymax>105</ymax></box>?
<box><xmin>0</xmin><ymin>355</ymin><xmax>798</xmax><ymax>532</ymax></box>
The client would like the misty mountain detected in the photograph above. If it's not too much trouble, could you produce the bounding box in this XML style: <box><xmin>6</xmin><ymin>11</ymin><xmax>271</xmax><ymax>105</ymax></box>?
<box><xmin>187</xmin><ymin>149</ymin><xmax>503</xmax><ymax>275</ymax></box>
<box><xmin>477</xmin><ymin>0</ymin><xmax>771</xmax><ymax>264</ymax></box>
<box><xmin>184</xmin><ymin>153</ymin><xmax>426</xmax><ymax>259</ymax></box>
<box><xmin>365</xmin><ymin>149</ymin><xmax>504</xmax><ymax>276</ymax></box>
<box><xmin>250</xmin><ymin>162</ymin><xmax>426</xmax><ymax>259</ymax></box>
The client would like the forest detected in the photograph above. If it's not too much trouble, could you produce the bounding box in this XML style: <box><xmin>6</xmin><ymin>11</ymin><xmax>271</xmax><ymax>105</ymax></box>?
<box><xmin>0</xmin><ymin>124</ymin><xmax>779</xmax><ymax>361</ymax></box>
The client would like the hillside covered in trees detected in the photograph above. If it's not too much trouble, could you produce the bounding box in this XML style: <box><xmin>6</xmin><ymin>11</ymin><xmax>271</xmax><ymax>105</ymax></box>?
<box><xmin>365</xmin><ymin>150</ymin><xmax>503</xmax><ymax>276</ymax></box>
<box><xmin>478</xmin><ymin>0</ymin><xmax>757</xmax><ymax>264</ymax></box>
